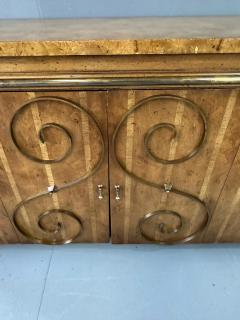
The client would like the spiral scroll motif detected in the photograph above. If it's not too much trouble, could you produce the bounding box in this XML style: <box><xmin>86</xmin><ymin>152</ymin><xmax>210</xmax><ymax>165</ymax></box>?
<box><xmin>11</xmin><ymin>97</ymin><xmax>105</xmax><ymax>244</ymax></box>
<box><xmin>113</xmin><ymin>94</ymin><xmax>210</xmax><ymax>244</ymax></box>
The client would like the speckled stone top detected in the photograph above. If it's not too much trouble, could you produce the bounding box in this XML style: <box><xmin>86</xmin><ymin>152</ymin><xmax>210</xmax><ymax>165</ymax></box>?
<box><xmin>0</xmin><ymin>17</ymin><xmax>240</xmax><ymax>56</ymax></box>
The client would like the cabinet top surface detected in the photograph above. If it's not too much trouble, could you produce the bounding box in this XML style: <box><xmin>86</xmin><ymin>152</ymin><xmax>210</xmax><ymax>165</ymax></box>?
<box><xmin>0</xmin><ymin>16</ymin><xmax>240</xmax><ymax>57</ymax></box>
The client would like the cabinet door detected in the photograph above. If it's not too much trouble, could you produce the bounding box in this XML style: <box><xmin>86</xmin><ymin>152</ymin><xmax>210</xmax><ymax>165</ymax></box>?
<box><xmin>0</xmin><ymin>91</ymin><xmax>109</xmax><ymax>244</ymax></box>
<box><xmin>108</xmin><ymin>89</ymin><xmax>240</xmax><ymax>244</ymax></box>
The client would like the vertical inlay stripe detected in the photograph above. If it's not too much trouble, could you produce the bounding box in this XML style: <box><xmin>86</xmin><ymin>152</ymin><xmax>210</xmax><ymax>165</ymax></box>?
<box><xmin>0</xmin><ymin>142</ymin><xmax>30</xmax><ymax>228</ymax></box>
<box><xmin>79</xmin><ymin>92</ymin><xmax>97</xmax><ymax>242</ymax></box>
<box><xmin>123</xmin><ymin>90</ymin><xmax>135</xmax><ymax>243</ymax></box>
<box><xmin>216</xmin><ymin>186</ymin><xmax>240</xmax><ymax>241</ymax></box>
<box><xmin>28</xmin><ymin>93</ymin><xmax>66</xmax><ymax>238</ymax></box>
<box><xmin>30</xmin><ymin>105</ymin><xmax>60</xmax><ymax>208</ymax></box>
<box><xmin>161</xmin><ymin>91</ymin><xmax>186</xmax><ymax>204</ymax></box>
<box><xmin>154</xmin><ymin>92</ymin><xmax>186</xmax><ymax>240</ymax></box>
<box><xmin>198</xmin><ymin>90</ymin><xmax>238</xmax><ymax>241</ymax></box>
<box><xmin>200</xmin><ymin>90</ymin><xmax>238</xmax><ymax>200</ymax></box>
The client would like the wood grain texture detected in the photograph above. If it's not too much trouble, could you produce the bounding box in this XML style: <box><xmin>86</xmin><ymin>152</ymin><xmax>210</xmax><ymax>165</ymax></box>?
<box><xmin>202</xmin><ymin>147</ymin><xmax>240</xmax><ymax>243</ymax></box>
<box><xmin>2</xmin><ymin>55</ymin><xmax>240</xmax><ymax>76</ymax></box>
<box><xmin>0</xmin><ymin>197</ymin><xmax>19</xmax><ymax>243</ymax></box>
<box><xmin>0</xmin><ymin>91</ymin><xmax>109</xmax><ymax>244</ymax></box>
<box><xmin>0</xmin><ymin>17</ymin><xmax>240</xmax><ymax>56</ymax></box>
<box><xmin>108</xmin><ymin>89</ymin><xmax>240</xmax><ymax>244</ymax></box>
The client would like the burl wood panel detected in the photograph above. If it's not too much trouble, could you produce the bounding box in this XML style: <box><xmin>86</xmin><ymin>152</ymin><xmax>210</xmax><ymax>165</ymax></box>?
<box><xmin>108</xmin><ymin>89</ymin><xmax>240</xmax><ymax>243</ymax></box>
<box><xmin>0</xmin><ymin>17</ymin><xmax>240</xmax><ymax>56</ymax></box>
<box><xmin>0</xmin><ymin>91</ymin><xmax>109</xmax><ymax>244</ymax></box>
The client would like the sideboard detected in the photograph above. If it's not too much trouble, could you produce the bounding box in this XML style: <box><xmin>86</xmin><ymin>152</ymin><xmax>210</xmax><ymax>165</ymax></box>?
<box><xmin>0</xmin><ymin>17</ymin><xmax>240</xmax><ymax>244</ymax></box>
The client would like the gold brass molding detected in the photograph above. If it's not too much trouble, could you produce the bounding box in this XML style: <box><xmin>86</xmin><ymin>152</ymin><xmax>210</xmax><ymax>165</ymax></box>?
<box><xmin>1</xmin><ymin>73</ymin><xmax>240</xmax><ymax>90</ymax></box>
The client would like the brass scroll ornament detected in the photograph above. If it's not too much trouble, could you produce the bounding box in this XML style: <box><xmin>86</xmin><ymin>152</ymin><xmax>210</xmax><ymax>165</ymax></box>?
<box><xmin>11</xmin><ymin>97</ymin><xmax>105</xmax><ymax>244</ymax></box>
<box><xmin>113</xmin><ymin>94</ymin><xmax>210</xmax><ymax>244</ymax></box>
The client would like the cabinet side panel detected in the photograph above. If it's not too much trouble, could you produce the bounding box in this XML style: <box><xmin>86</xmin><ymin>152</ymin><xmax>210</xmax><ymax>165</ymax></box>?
<box><xmin>201</xmin><ymin>145</ymin><xmax>240</xmax><ymax>242</ymax></box>
<box><xmin>0</xmin><ymin>197</ymin><xmax>19</xmax><ymax>243</ymax></box>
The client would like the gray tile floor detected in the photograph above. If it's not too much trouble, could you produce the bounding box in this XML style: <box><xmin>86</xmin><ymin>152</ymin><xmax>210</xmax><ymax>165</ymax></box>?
<box><xmin>0</xmin><ymin>244</ymin><xmax>240</xmax><ymax>320</ymax></box>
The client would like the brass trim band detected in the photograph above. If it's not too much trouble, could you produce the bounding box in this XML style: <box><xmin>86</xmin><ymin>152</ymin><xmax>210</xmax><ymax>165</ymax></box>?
<box><xmin>1</xmin><ymin>73</ymin><xmax>240</xmax><ymax>90</ymax></box>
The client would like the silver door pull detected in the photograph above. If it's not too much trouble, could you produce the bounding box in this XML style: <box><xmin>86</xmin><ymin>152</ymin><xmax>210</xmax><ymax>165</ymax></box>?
<box><xmin>97</xmin><ymin>184</ymin><xmax>104</xmax><ymax>200</ymax></box>
<box><xmin>114</xmin><ymin>185</ymin><xmax>121</xmax><ymax>201</ymax></box>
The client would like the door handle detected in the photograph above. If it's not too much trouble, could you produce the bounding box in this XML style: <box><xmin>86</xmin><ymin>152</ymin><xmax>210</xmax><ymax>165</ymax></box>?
<box><xmin>114</xmin><ymin>185</ymin><xmax>121</xmax><ymax>201</ymax></box>
<box><xmin>97</xmin><ymin>184</ymin><xmax>104</xmax><ymax>200</ymax></box>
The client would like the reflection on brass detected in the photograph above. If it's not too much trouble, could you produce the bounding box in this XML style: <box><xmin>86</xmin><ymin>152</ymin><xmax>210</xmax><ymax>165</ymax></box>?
<box><xmin>97</xmin><ymin>184</ymin><xmax>104</xmax><ymax>200</ymax></box>
<box><xmin>112</xmin><ymin>94</ymin><xmax>210</xmax><ymax>244</ymax></box>
<box><xmin>139</xmin><ymin>187</ymin><xmax>209</xmax><ymax>244</ymax></box>
<box><xmin>11</xmin><ymin>96</ymin><xmax>105</xmax><ymax>244</ymax></box>
<box><xmin>164</xmin><ymin>183</ymin><xmax>173</xmax><ymax>193</ymax></box>
<box><xmin>139</xmin><ymin>210</ymin><xmax>183</xmax><ymax>240</ymax></box>
<box><xmin>14</xmin><ymin>207</ymin><xmax>83</xmax><ymax>245</ymax></box>
<box><xmin>11</xmin><ymin>97</ymin><xmax>76</xmax><ymax>163</ymax></box>
<box><xmin>114</xmin><ymin>185</ymin><xmax>121</xmax><ymax>201</ymax></box>
<box><xmin>143</xmin><ymin>96</ymin><xmax>207</xmax><ymax>164</ymax></box>
<box><xmin>1</xmin><ymin>73</ymin><xmax>240</xmax><ymax>90</ymax></box>
<box><xmin>11</xmin><ymin>119</ymin><xmax>72</xmax><ymax>164</ymax></box>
